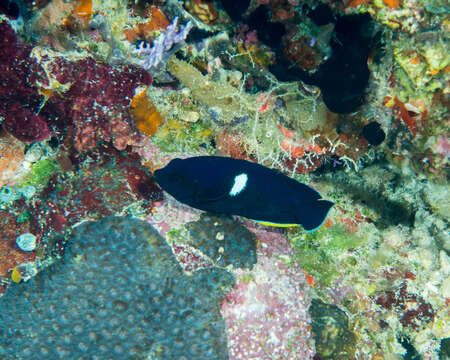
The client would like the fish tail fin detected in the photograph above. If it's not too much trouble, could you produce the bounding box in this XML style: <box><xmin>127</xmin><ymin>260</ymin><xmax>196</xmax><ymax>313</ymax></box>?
<box><xmin>301</xmin><ymin>199</ymin><xmax>334</xmax><ymax>232</ymax></box>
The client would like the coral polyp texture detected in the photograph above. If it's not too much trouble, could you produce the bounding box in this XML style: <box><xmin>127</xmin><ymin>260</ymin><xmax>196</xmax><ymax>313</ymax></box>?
<box><xmin>0</xmin><ymin>217</ymin><xmax>234</xmax><ymax>359</ymax></box>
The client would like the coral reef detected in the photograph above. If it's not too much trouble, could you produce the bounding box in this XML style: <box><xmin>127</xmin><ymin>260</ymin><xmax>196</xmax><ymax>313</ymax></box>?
<box><xmin>124</xmin><ymin>5</ymin><xmax>170</xmax><ymax>42</ymax></box>
<box><xmin>185</xmin><ymin>0</ymin><xmax>218</xmax><ymax>25</ymax></box>
<box><xmin>20</xmin><ymin>158</ymin><xmax>57</xmax><ymax>188</ymax></box>
<box><xmin>0</xmin><ymin>0</ymin><xmax>448</xmax><ymax>358</ymax></box>
<box><xmin>0</xmin><ymin>21</ymin><xmax>49</xmax><ymax>143</ymax></box>
<box><xmin>130</xmin><ymin>86</ymin><xmax>165</xmax><ymax>136</ymax></box>
<box><xmin>0</xmin><ymin>210</ymin><xmax>37</xmax><ymax>293</ymax></box>
<box><xmin>288</xmin><ymin>161</ymin><xmax>450</xmax><ymax>358</ymax></box>
<box><xmin>28</xmin><ymin>151</ymin><xmax>162</xmax><ymax>243</ymax></box>
<box><xmin>0</xmin><ymin>148</ymin><xmax>163</xmax><ymax>289</ymax></box>
<box><xmin>3</xmin><ymin>103</ymin><xmax>50</xmax><ymax>143</ymax></box>
<box><xmin>41</xmin><ymin>55</ymin><xmax>152</xmax><ymax>151</ymax></box>
<box><xmin>0</xmin><ymin>216</ymin><xmax>234</xmax><ymax>359</ymax></box>
<box><xmin>166</xmin><ymin>56</ymin><xmax>334</xmax><ymax>173</ymax></box>
<box><xmin>0</xmin><ymin>20</ymin><xmax>152</xmax><ymax>152</ymax></box>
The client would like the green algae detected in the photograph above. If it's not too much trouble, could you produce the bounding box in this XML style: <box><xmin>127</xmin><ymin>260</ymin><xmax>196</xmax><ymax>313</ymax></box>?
<box><xmin>20</xmin><ymin>159</ymin><xmax>58</xmax><ymax>187</ymax></box>
<box><xmin>290</xmin><ymin>225</ymin><xmax>364</xmax><ymax>286</ymax></box>
<box><xmin>324</xmin><ymin>225</ymin><xmax>364</xmax><ymax>251</ymax></box>
<box><xmin>154</xmin><ymin>118</ymin><xmax>214</xmax><ymax>153</ymax></box>
<box><xmin>16</xmin><ymin>210</ymin><xmax>31</xmax><ymax>224</ymax></box>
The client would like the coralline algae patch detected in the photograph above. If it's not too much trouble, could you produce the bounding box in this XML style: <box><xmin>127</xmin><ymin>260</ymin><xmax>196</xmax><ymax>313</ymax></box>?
<box><xmin>221</xmin><ymin>226</ymin><xmax>315</xmax><ymax>360</ymax></box>
<box><xmin>0</xmin><ymin>217</ymin><xmax>234</xmax><ymax>359</ymax></box>
<box><xmin>147</xmin><ymin>197</ymin><xmax>214</xmax><ymax>272</ymax></box>
<box><xmin>147</xmin><ymin>195</ymin><xmax>201</xmax><ymax>236</ymax></box>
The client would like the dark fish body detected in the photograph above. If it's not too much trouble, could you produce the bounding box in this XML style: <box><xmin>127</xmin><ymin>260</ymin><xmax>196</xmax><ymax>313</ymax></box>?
<box><xmin>153</xmin><ymin>156</ymin><xmax>334</xmax><ymax>231</ymax></box>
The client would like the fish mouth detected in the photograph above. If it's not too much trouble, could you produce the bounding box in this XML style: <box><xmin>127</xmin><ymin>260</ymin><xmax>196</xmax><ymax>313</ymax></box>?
<box><xmin>152</xmin><ymin>169</ymin><xmax>162</xmax><ymax>181</ymax></box>
<box><xmin>152</xmin><ymin>171</ymin><xmax>166</xmax><ymax>194</ymax></box>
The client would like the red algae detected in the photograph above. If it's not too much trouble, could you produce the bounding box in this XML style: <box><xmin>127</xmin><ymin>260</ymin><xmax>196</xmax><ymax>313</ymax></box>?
<box><xmin>0</xmin><ymin>20</ymin><xmax>152</xmax><ymax>152</ymax></box>
<box><xmin>375</xmin><ymin>282</ymin><xmax>434</xmax><ymax>329</ymax></box>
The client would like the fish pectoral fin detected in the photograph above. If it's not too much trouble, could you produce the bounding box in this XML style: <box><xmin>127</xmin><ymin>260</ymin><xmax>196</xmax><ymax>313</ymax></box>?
<box><xmin>195</xmin><ymin>186</ymin><xmax>228</xmax><ymax>203</ymax></box>
<box><xmin>299</xmin><ymin>199</ymin><xmax>334</xmax><ymax>232</ymax></box>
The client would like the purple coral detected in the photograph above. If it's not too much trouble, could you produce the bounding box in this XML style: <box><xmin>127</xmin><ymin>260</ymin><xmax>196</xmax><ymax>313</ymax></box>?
<box><xmin>0</xmin><ymin>20</ymin><xmax>152</xmax><ymax>151</ymax></box>
<box><xmin>132</xmin><ymin>17</ymin><xmax>193</xmax><ymax>74</ymax></box>
<box><xmin>43</xmin><ymin>57</ymin><xmax>152</xmax><ymax>151</ymax></box>
<box><xmin>3</xmin><ymin>103</ymin><xmax>51</xmax><ymax>142</ymax></box>
<box><xmin>0</xmin><ymin>21</ymin><xmax>50</xmax><ymax>143</ymax></box>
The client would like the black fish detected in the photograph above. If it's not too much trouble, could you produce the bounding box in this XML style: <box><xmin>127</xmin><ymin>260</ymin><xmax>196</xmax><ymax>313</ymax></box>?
<box><xmin>153</xmin><ymin>156</ymin><xmax>334</xmax><ymax>231</ymax></box>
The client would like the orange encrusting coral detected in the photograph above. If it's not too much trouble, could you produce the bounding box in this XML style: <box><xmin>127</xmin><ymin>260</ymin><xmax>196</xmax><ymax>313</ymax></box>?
<box><xmin>130</xmin><ymin>88</ymin><xmax>164</xmax><ymax>136</ymax></box>
<box><xmin>280</xmin><ymin>139</ymin><xmax>325</xmax><ymax>159</ymax></box>
<box><xmin>410</xmin><ymin>56</ymin><xmax>420</xmax><ymax>65</ymax></box>
<box><xmin>384</xmin><ymin>96</ymin><xmax>425</xmax><ymax>136</ymax></box>
<box><xmin>345</xmin><ymin>0</ymin><xmax>370</xmax><ymax>8</ymax></box>
<box><xmin>124</xmin><ymin>6</ymin><xmax>170</xmax><ymax>42</ymax></box>
<box><xmin>383</xmin><ymin>0</ymin><xmax>401</xmax><ymax>9</ymax></box>
<box><xmin>0</xmin><ymin>132</ymin><xmax>25</xmax><ymax>188</ymax></box>
<box><xmin>302</xmin><ymin>269</ymin><xmax>315</xmax><ymax>287</ymax></box>
<box><xmin>73</xmin><ymin>0</ymin><xmax>92</xmax><ymax>18</ymax></box>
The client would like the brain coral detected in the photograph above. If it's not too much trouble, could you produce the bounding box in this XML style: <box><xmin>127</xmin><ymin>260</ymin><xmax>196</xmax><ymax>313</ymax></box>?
<box><xmin>0</xmin><ymin>217</ymin><xmax>234</xmax><ymax>359</ymax></box>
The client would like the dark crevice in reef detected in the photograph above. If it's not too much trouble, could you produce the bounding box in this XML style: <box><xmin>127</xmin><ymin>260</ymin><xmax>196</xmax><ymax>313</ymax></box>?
<box><xmin>399</xmin><ymin>337</ymin><xmax>422</xmax><ymax>360</ymax></box>
<box><xmin>246</xmin><ymin>5</ymin><xmax>287</xmax><ymax>49</ymax></box>
<box><xmin>314</xmin><ymin>161</ymin><xmax>415</xmax><ymax>229</ymax></box>
<box><xmin>217</xmin><ymin>0</ymin><xmax>251</xmax><ymax>22</ymax></box>
<box><xmin>216</xmin><ymin>2</ymin><xmax>376</xmax><ymax>113</ymax></box>
<box><xmin>270</xmin><ymin>12</ymin><xmax>374</xmax><ymax>114</ymax></box>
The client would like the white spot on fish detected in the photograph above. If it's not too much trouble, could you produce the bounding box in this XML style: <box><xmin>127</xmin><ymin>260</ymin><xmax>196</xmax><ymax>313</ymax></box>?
<box><xmin>229</xmin><ymin>173</ymin><xmax>247</xmax><ymax>196</ymax></box>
